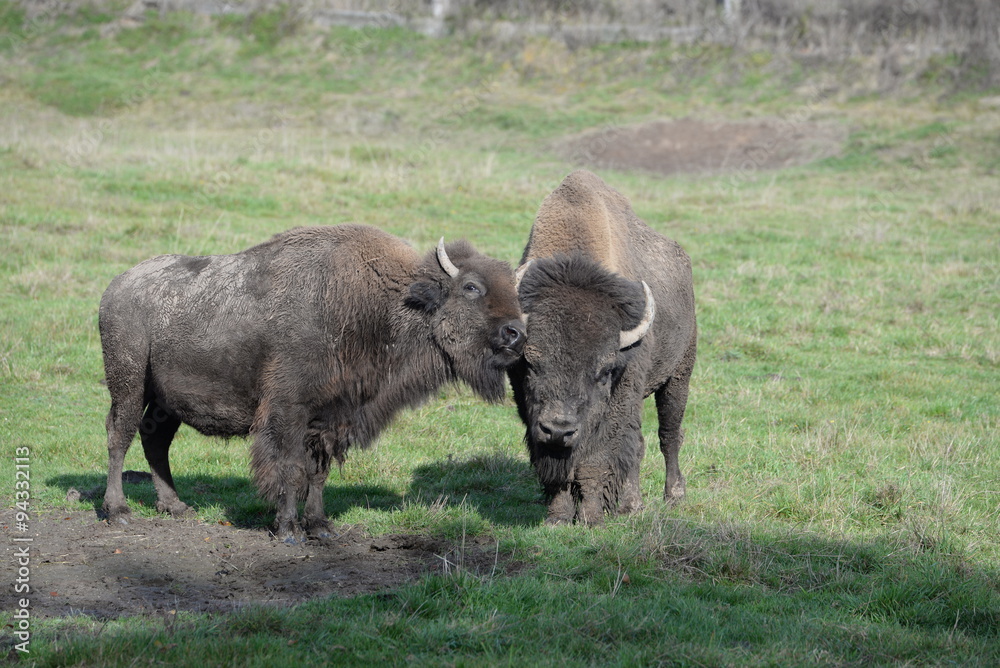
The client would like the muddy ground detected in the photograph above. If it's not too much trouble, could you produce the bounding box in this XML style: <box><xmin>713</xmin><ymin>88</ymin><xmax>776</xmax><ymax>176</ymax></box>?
<box><xmin>2</xmin><ymin>506</ymin><xmax>519</xmax><ymax>621</ymax></box>
<box><xmin>559</xmin><ymin>118</ymin><xmax>846</xmax><ymax>177</ymax></box>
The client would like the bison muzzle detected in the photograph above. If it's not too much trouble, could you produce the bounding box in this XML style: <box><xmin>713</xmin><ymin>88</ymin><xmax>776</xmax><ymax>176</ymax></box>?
<box><xmin>99</xmin><ymin>225</ymin><xmax>525</xmax><ymax>542</ymax></box>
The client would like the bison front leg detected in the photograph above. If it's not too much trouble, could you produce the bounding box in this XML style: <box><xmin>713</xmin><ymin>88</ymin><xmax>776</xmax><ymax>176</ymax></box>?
<box><xmin>543</xmin><ymin>482</ymin><xmax>575</xmax><ymax>526</ymax></box>
<box><xmin>139</xmin><ymin>400</ymin><xmax>190</xmax><ymax>517</ymax></box>
<box><xmin>301</xmin><ymin>430</ymin><xmax>340</xmax><ymax>539</ymax></box>
<box><xmin>617</xmin><ymin>458</ymin><xmax>644</xmax><ymax>516</ymax></box>
<box><xmin>617</xmin><ymin>429</ymin><xmax>646</xmax><ymax>516</ymax></box>
<box><xmin>250</xmin><ymin>407</ymin><xmax>309</xmax><ymax>544</ymax></box>
<box><xmin>273</xmin><ymin>446</ymin><xmax>310</xmax><ymax>544</ymax></box>
<box><xmin>572</xmin><ymin>466</ymin><xmax>607</xmax><ymax>527</ymax></box>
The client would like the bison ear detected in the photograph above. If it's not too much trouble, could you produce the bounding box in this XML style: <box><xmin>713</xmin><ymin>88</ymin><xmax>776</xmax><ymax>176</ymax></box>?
<box><xmin>405</xmin><ymin>280</ymin><xmax>446</xmax><ymax>314</ymax></box>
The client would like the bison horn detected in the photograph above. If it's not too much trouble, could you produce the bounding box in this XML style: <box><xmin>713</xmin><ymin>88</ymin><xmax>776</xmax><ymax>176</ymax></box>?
<box><xmin>619</xmin><ymin>282</ymin><xmax>655</xmax><ymax>350</ymax></box>
<box><xmin>514</xmin><ymin>260</ymin><xmax>533</xmax><ymax>293</ymax></box>
<box><xmin>436</xmin><ymin>238</ymin><xmax>461</xmax><ymax>278</ymax></box>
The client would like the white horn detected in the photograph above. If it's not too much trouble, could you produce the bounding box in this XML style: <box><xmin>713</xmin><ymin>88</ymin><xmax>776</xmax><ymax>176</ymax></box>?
<box><xmin>436</xmin><ymin>237</ymin><xmax>460</xmax><ymax>278</ymax></box>
<box><xmin>619</xmin><ymin>282</ymin><xmax>655</xmax><ymax>350</ymax></box>
<box><xmin>514</xmin><ymin>260</ymin><xmax>533</xmax><ymax>293</ymax></box>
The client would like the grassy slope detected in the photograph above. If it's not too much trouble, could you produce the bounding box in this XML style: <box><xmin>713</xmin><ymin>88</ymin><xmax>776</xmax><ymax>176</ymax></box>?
<box><xmin>1</xmin><ymin>5</ymin><xmax>998</xmax><ymax>665</ymax></box>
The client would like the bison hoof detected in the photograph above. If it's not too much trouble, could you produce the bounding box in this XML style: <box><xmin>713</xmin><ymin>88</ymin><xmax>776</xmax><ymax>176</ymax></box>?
<box><xmin>663</xmin><ymin>474</ymin><xmax>686</xmax><ymax>503</ymax></box>
<box><xmin>301</xmin><ymin>515</ymin><xmax>335</xmax><ymax>539</ymax></box>
<box><xmin>664</xmin><ymin>486</ymin><xmax>686</xmax><ymax>506</ymax></box>
<box><xmin>157</xmin><ymin>501</ymin><xmax>192</xmax><ymax>517</ymax></box>
<box><xmin>275</xmin><ymin>521</ymin><xmax>304</xmax><ymax>544</ymax></box>
<box><xmin>309</xmin><ymin>528</ymin><xmax>333</xmax><ymax>540</ymax></box>
<box><xmin>102</xmin><ymin>504</ymin><xmax>131</xmax><ymax>524</ymax></box>
<box><xmin>663</xmin><ymin>494</ymin><xmax>685</xmax><ymax>507</ymax></box>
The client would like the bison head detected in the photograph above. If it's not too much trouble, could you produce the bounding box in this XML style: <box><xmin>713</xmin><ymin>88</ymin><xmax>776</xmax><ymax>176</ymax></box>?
<box><xmin>406</xmin><ymin>239</ymin><xmax>526</xmax><ymax>402</ymax></box>
<box><xmin>510</xmin><ymin>253</ymin><xmax>654</xmax><ymax>452</ymax></box>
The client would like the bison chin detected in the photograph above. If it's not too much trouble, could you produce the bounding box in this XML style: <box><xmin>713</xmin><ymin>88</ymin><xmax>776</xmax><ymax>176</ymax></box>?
<box><xmin>452</xmin><ymin>348</ymin><xmax>512</xmax><ymax>404</ymax></box>
<box><xmin>437</xmin><ymin>316</ymin><xmax>524</xmax><ymax>404</ymax></box>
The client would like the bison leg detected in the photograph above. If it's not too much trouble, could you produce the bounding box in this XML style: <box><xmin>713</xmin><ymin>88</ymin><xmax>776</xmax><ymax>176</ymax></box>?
<box><xmin>543</xmin><ymin>482</ymin><xmax>575</xmax><ymax>526</ymax></box>
<box><xmin>572</xmin><ymin>466</ymin><xmax>607</xmax><ymax>526</ymax></box>
<box><xmin>251</xmin><ymin>405</ymin><xmax>309</xmax><ymax>544</ymax></box>
<box><xmin>655</xmin><ymin>352</ymin><xmax>694</xmax><ymax>503</ymax></box>
<box><xmin>272</xmin><ymin>493</ymin><xmax>301</xmax><ymax>543</ymax></box>
<box><xmin>617</xmin><ymin>432</ymin><xmax>646</xmax><ymax>516</ymax></box>
<box><xmin>301</xmin><ymin>430</ymin><xmax>338</xmax><ymax>539</ymax></box>
<box><xmin>139</xmin><ymin>400</ymin><xmax>190</xmax><ymax>517</ymax></box>
<box><xmin>102</xmin><ymin>393</ymin><xmax>144</xmax><ymax>523</ymax></box>
<box><xmin>268</xmin><ymin>454</ymin><xmax>307</xmax><ymax>544</ymax></box>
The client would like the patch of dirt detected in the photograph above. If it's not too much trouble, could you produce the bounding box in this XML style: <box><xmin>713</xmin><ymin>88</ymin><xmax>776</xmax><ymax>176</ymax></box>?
<box><xmin>1</xmin><ymin>509</ymin><xmax>521</xmax><ymax>620</ymax></box>
<box><xmin>558</xmin><ymin>118</ymin><xmax>846</xmax><ymax>176</ymax></box>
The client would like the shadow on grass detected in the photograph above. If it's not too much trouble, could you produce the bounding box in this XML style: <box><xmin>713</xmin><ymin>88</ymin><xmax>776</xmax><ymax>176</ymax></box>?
<box><xmin>49</xmin><ymin>451</ymin><xmax>546</xmax><ymax>530</ymax></box>
<box><xmin>45</xmin><ymin>472</ymin><xmax>404</xmax><ymax>530</ymax></box>
<box><xmin>408</xmin><ymin>452</ymin><xmax>546</xmax><ymax>527</ymax></box>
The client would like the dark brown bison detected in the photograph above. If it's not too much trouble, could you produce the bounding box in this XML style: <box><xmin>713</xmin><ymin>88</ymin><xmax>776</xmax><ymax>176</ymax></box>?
<box><xmin>99</xmin><ymin>225</ymin><xmax>525</xmax><ymax>542</ymax></box>
<box><xmin>508</xmin><ymin>170</ymin><xmax>696</xmax><ymax>525</ymax></box>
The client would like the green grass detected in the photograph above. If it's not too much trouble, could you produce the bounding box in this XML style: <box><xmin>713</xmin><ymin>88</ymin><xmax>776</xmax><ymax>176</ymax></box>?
<box><xmin>1</xmin><ymin>7</ymin><xmax>999</xmax><ymax>666</ymax></box>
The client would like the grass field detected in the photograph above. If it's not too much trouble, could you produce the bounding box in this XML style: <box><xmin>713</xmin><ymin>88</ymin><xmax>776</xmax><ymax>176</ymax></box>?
<box><xmin>1</xmin><ymin>4</ymin><xmax>999</xmax><ymax>665</ymax></box>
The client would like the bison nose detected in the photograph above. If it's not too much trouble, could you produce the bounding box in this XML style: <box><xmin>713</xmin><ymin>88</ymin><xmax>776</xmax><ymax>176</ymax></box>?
<box><xmin>499</xmin><ymin>320</ymin><xmax>526</xmax><ymax>353</ymax></box>
<box><xmin>536</xmin><ymin>418</ymin><xmax>578</xmax><ymax>447</ymax></box>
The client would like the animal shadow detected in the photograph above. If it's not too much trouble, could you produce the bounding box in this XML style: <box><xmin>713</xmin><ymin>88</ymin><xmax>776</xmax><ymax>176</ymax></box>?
<box><xmin>408</xmin><ymin>452</ymin><xmax>545</xmax><ymax>527</ymax></box>
<box><xmin>47</xmin><ymin>473</ymin><xmax>402</xmax><ymax>531</ymax></box>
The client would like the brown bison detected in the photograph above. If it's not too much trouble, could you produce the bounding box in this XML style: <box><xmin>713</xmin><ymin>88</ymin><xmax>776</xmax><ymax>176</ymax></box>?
<box><xmin>508</xmin><ymin>170</ymin><xmax>696</xmax><ymax>525</ymax></box>
<box><xmin>99</xmin><ymin>225</ymin><xmax>525</xmax><ymax>542</ymax></box>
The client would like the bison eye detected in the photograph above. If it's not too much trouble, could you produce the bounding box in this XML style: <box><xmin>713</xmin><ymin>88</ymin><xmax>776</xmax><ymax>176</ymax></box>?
<box><xmin>597</xmin><ymin>368</ymin><xmax>614</xmax><ymax>388</ymax></box>
<box><xmin>463</xmin><ymin>281</ymin><xmax>484</xmax><ymax>299</ymax></box>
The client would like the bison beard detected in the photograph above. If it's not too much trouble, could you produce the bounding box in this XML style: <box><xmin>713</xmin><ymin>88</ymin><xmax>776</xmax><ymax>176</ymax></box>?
<box><xmin>99</xmin><ymin>225</ymin><xmax>524</xmax><ymax>543</ymax></box>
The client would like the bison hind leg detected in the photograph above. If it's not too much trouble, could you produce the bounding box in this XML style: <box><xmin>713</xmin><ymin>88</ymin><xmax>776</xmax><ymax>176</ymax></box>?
<box><xmin>103</xmin><ymin>392</ymin><xmax>145</xmax><ymax>524</ymax></box>
<box><xmin>138</xmin><ymin>401</ymin><xmax>191</xmax><ymax>517</ymax></box>
<box><xmin>656</xmin><ymin>361</ymin><xmax>693</xmax><ymax>504</ymax></box>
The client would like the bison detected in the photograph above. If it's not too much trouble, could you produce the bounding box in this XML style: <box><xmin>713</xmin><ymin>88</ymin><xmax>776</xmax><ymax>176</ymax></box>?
<box><xmin>508</xmin><ymin>170</ymin><xmax>696</xmax><ymax>525</ymax></box>
<box><xmin>99</xmin><ymin>225</ymin><xmax>525</xmax><ymax>542</ymax></box>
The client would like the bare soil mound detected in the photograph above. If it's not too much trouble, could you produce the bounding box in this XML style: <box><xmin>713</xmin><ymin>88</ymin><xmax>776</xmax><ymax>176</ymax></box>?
<box><xmin>2</xmin><ymin>509</ymin><xmax>520</xmax><ymax>620</ymax></box>
<box><xmin>558</xmin><ymin>118</ymin><xmax>846</xmax><ymax>176</ymax></box>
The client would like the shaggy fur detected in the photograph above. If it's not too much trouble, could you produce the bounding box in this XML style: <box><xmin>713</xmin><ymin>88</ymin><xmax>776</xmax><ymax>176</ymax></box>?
<box><xmin>509</xmin><ymin>170</ymin><xmax>697</xmax><ymax>525</ymax></box>
<box><xmin>99</xmin><ymin>225</ymin><xmax>524</xmax><ymax>542</ymax></box>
